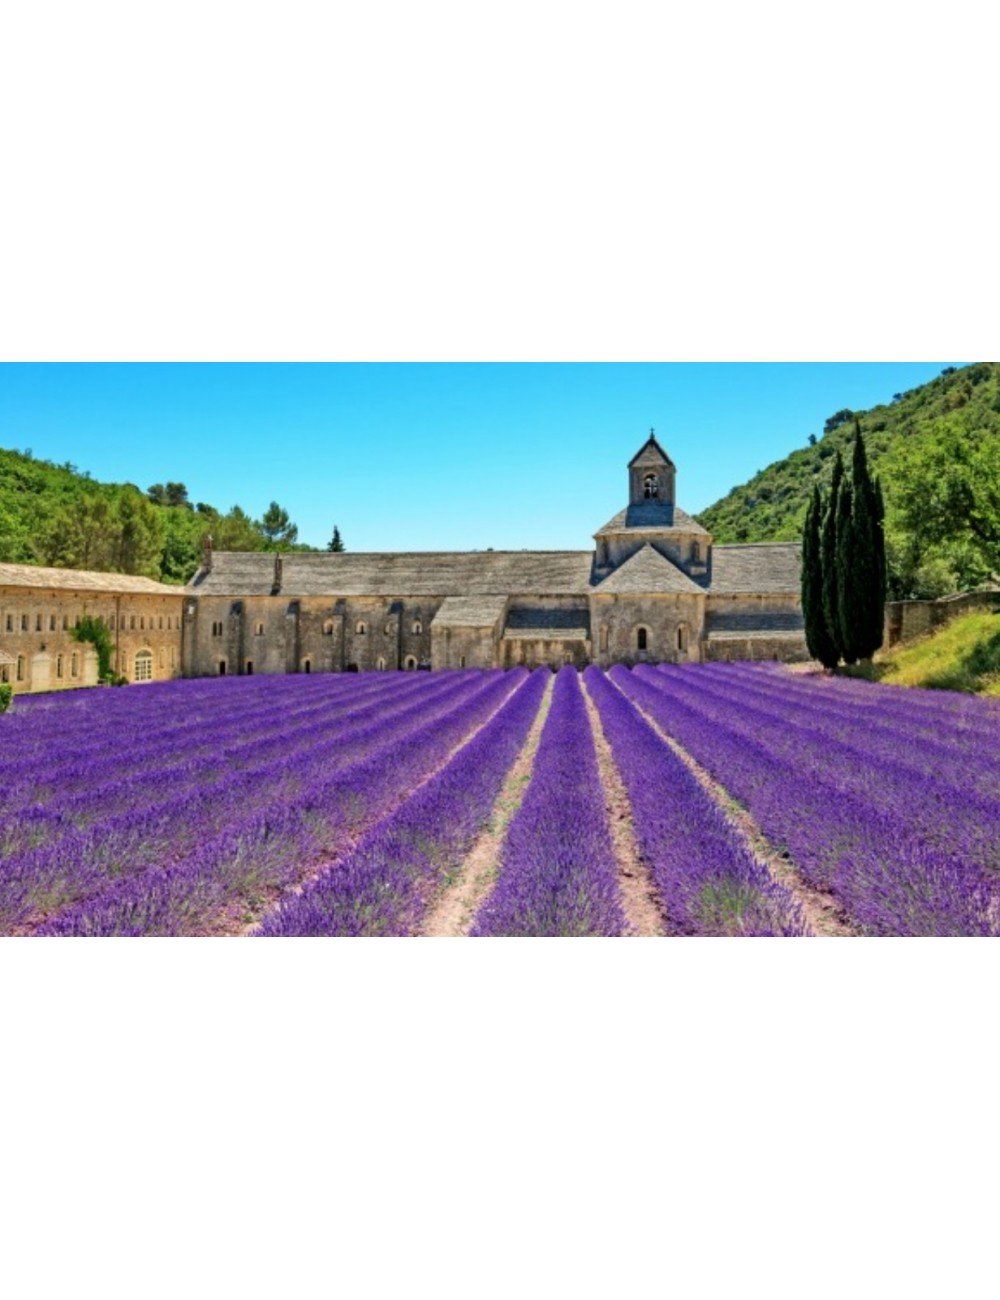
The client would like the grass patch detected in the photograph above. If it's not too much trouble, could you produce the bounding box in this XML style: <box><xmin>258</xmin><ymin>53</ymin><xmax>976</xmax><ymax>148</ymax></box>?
<box><xmin>846</xmin><ymin>610</ymin><xmax>1000</xmax><ymax>695</ymax></box>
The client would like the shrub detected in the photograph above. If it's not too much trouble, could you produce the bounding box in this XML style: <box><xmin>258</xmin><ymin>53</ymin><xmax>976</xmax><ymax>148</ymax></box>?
<box><xmin>0</xmin><ymin>682</ymin><xmax>12</xmax><ymax>713</ymax></box>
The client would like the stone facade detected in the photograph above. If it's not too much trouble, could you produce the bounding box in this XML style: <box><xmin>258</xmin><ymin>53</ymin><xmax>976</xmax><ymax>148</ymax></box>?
<box><xmin>185</xmin><ymin>434</ymin><xmax>809</xmax><ymax>675</ymax></box>
<box><xmin>0</xmin><ymin>564</ymin><xmax>185</xmax><ymax>694</ymax></box>
<box><xmin>0</xmin><ymin>436</ymin><xmax>812</xmax><ymax>692</ymax></box>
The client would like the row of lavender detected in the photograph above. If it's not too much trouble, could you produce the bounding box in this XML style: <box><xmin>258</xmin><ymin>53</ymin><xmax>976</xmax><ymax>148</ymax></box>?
<box><xmin>3</xmin><ymin>671</ymin><xmax>476</xmax><ymax>928</ymax></box>
<box><xmin>5</xmin><ymin>670</ymin><xmax>530</xmax><ymax>934</ymax></box>
<box><xmin>616</xmin><ymin>665</ymin><xmax>999</xmax><ymax>936</ymax></box>
<box><xmin>584</xmin><ymin>669</ymin><xmax>806</xmax><ymax>936</ymax></box>
<box><xmin>470</xmin><ymin>666</ymin><xmax>625</xmax><ymax>936</ymax></box>
<box><xmin>260</xmin><ymin>670</ymin><xmax>550</xmax><ymax>935</ymax></box>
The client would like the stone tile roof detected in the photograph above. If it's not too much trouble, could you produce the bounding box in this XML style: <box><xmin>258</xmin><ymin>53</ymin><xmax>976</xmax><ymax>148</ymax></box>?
<box><xmin>505</xmin><ymin>607</ymin><xmax>590</xmax><ymax>632</ymax></box>
<box><xmin>705</xmin><ymin>629</ymin><xmax>808</xmax><ymax>641</ymax></box>
<box><xmin>190</xmin><ymin>551</ymin><xmax>598</xmax><ymax>597</ymax></box>
<box><xmin>594</xmin><ymin>505</ymin><xmax>710</xmax><ymax>536</ymax></box>
<box><xmin>503</xmin><ymin>626</ymin><xmax>589</xmax><ymax>641</ymax></box>
<box><xmin>0</xmin><ymin>562</ymin><xmax>183</xmax><ymax>596</ymax></box>
<box><xmin>628</xmin><ymin>434</ymin><xmax>675</xmax><ymax>468</ymax></box>
<box><xmin>708</xmin><ymin>543</ymin><xmax>802</xmax><ymax>595</ymax></box>
<box><xmin>594</xmin><ymin>544</ymin><xmax>704</xmax><ymax>595</ymax></box>
<box><xmin>431</xmin><ymin>595</ymin><xmax>508</xmax><ymax>628</ymax></box>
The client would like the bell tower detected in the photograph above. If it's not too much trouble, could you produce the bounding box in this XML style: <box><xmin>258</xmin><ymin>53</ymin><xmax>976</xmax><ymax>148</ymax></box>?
<box><xmin>628</xmin><ymin>430</ymin><xmax>676</xmax><ymax>517</ymax></box>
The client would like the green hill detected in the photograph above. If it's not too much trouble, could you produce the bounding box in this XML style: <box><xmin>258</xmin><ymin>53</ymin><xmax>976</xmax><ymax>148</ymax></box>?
<box><xmin>697</xmin><ymin>362</ymin><xmax>1000</xmax><ymax>599</ymax></box>
<box><xmin>0</xmin><ymin>447</ymin><xmax>313</xmax><ymax>583</ymax></box>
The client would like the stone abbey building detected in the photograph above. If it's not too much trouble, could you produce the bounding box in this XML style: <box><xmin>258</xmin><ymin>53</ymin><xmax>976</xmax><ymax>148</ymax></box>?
<box><xmin>1</xmin><ymin>436</ymin><xmax>808</xmax><ymax>693</ymax></box>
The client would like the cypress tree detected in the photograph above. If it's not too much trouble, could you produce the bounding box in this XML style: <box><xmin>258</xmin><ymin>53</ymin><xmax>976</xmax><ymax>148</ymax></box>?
<box><xmin>835</xmin><ymin>469</ymin><xmax>857</xmax><ymax>663</ymax></box>
<box><xmin>801</xmin><ymin>484</ymin><xmax>838</xmax><ymax>668</ymax></box>
<box><xmin>821</xmin><ymin>450</ymin><xmax>844</xmax><ymax>663</ymax></box>
<box><xmin>849</xmin><ymin>424</ymin><xmax>886</xmax><ymax>659</ymax></box>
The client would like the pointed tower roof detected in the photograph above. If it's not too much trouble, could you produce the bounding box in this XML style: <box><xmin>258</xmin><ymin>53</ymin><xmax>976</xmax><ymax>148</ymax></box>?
<box><xmin>628</xmin><ymin>430</ymin><xmax>675</xmax><ymax>469</ymax></box>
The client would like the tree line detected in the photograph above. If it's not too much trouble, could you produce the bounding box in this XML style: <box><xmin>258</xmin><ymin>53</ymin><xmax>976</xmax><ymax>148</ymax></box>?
<box><xmin>0</xmin><ymin>447</ymin><xmax>347</xmax><ymax>584</ymax></box>
<box><xmin>801</xmin><ymin>423</ymin><xmax>887</xmax><ymax>668</ymax></box>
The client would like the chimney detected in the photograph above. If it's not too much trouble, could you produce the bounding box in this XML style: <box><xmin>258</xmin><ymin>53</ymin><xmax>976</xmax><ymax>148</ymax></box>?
<box><xmin>271</xmin><ymin>553</ymin><xmax>283</xmax><ymax>596</ymax></box>
<box><xmin>202</xmin><ymin>533</ymin><xmax>213</xmax><ymax>574</ymax></box>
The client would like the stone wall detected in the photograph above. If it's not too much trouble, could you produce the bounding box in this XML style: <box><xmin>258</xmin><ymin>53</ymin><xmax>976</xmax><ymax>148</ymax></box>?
<box><xmin>883</xmin><ymin>589</ymin><xmax>1000</xmax><ymax>647</ymax></box>
<box><xmin>185</xmin><ymin>594</ymin><xmax>441</xmax><ymax>676</ymax></box>
<box><xmin>590</xmin><ymin>592</ymin><xmax>704</xmax><ymax>666</ymax></box>
<box><xmin>0</xmin><ymin>586</ymin><xmax>184</xmax><ymax>693</ymax></box>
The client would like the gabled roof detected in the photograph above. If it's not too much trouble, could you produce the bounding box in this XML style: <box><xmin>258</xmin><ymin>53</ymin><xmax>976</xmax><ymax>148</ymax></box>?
<box><xmin>595</xmin><ymin>544</ymin><xmax>704</xmax><ymax>595</ymax></box>
<box><xmin>431</xmin><ymin>595</ymin><xmax>508</xmax><ymax>628</ymax></box>
<box><xmin>628</xmin><ymin>433</ymin><xmax>675</xmax><ymax>468</ymax></box>
<box><xmin>594</xmin><ymin>505</ymin><xmax>710</xmax><ymax>537</ymax></box>
<box><xmin>0</xmin><ymin>562</ymin><xmax>182</xmax><ymax>596</ymax></box>
<box><xmin>708</xmin><ymin>543</ymin><xmax>801</xmax><ymax>594</ymax></box>
<box><xmin>189</xmin><ymin>550</ymin><xmax>598</xmax><ymax>597</ymax></box>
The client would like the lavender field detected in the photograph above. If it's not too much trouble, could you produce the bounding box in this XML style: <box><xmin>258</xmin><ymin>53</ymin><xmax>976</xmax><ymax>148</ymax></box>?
<box><xmin>2</xmin><ymin>663</ymin><xmax>998</xmax><ymax>937</ymax></box>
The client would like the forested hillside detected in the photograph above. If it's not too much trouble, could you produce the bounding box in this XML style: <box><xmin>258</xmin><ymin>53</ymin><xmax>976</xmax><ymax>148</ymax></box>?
<box><xmin>697</xmin><ymin>362</ymin><xmax>1000</xmax><ymax>599</ymax></box>
<box><xmin>0</xmin><ymin>448</ymin><xmax>323</xmax><ymax>583</ymax></box>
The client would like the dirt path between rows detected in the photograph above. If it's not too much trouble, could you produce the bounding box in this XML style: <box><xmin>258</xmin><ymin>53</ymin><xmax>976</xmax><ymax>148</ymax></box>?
<box><xmin>619</xmin><ymin>685</ymin><xmax>858</xmax><ymax>938</ymax></box>
<box><xmin>420</xmin><ymin>673</ymin><xmax>555</xmax><ymax>937</ymax></box>
<box><xmin>581</xmin><ymin>678</ymin><xmax>667</xmax><ymax>937</ymax></box>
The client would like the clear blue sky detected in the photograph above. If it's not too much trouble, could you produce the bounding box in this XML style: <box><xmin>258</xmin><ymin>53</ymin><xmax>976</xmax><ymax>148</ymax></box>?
<box><xmin>0</xmin><ymin>363</ymin><xmax>961</xmax><ymax>551</ymax></box>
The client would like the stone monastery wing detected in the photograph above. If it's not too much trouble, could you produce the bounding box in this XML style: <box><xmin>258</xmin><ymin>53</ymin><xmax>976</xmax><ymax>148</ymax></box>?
<box><xmin>595</xmin><ymin>543</ymin><xmax>704</xmax><ymax>594</ymax></box>
<box><xmin>0</xmin><ymin>562</ymin><xmax>180</xmax><ymax>595</ymax></box>
<box><xmin>709</xmin><ymin>543</ymin><xmax>802</xmax><ymax>594</ymax></box>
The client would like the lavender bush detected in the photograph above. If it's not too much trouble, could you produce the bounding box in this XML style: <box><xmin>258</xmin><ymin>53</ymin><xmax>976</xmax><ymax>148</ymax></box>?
<box><xmin>614</xmin><ymin>666</ymin><xmax>999</xmax><ymax>936</ymax></box>
<box><xmin>470</xmin><ymin>666</ymin><xmax>625</xmax><ymax>937</ymax></box>
<box><xmin>584</xmin><ymin>668</ymin><xmax>806</xmax><ymax>936</ymax></box>
<box><xmin>259</xmin><ymin>669</ymin><xmax>549</xmax><ymax>936</ymax></box>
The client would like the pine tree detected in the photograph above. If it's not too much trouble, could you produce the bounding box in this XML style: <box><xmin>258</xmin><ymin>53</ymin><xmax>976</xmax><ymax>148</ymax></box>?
<box><xmin>801</xmin><ymin>484</ymin><xmax>838</xmax><ymax>668</ymax></box>
<box><xmin>327</xmin><ymin>525</ymin><xmax>345</xmax><ymax>553</ymax></box>
<box><xmin>821</xmin><ymin>450</ymin><xmax>844</xmax><ymax>663</ymax></box>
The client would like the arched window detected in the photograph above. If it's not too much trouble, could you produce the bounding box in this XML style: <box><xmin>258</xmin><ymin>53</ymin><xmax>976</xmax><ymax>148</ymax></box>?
<box><xmin>62</xmin><ymin>614</ymin><xmax>69</xmax><ymax>630</ymax></box>
<box><xmin>677</xmin><ymin>624</ymin><xmax>688</xmax><ymax>652</ymax></box>
<box><xmin>56</xmin><ymin>654</ymin><xmax>63</xmax><ymax>678</ymax></box>
<box><xmin>599</xmin><ymin>624</ymin><xmax>609</xmax><ymax>652</ymax></box>
<box><xmin>643</xmin><ymin>474</ymin><xmax>659</xmax><ymax>499</ymax></box>
<box><xmin>636</xmin><ymin>626</ymin><xmax>649</xmax><ymax>651</ymax></box>
<box><xmin>376</xmin><ymin>657</ymin><xmax>386</xmax><ymax>671</ymax></box>
<box><xmin>412</xmin><ymin>620</ymin><xmax>422</xmax><ymax>635</ymax></box>
<box><xmin>245</xmin><ymin>660</ymin><xmax>254</xmax><ymax>675</ymax></box>
<box><xmin>218</xmin><ymin>660</ymin><xmax>227</xmax><ymax>676</ymax></box>
<box><xmin>254</xmin><ymin>622</ymin><xmax>265</xmax><ymax>636</ymax></box>
<box><xmin>356</xmin><ymin>621</ymin><xmax>367</xmax><ymax>636</ymax></box>
<box><xmin>323</xmin><ymin>620</ymin><xmax>335</xmax><ymax>636</ymax></box>
<box><xmin>158</xmin><ymin>616</ymin><xmax>163</xmax><ymax>630</ymax></box>
<box><xmin>384</xmin><ymin>623</ymin><xmax>393</xmax><ymax>637</ymax></box>
<box><xmin>49</xmin><ymin>614</ymin><xmax>56</xmax><ymax>631</ymax></box>
<box><xmin>404</xmin><ymin>655</ymin><xmax>417</xmax><ymax>671</ymax></box>
<box><xmin>134</xmin><ymin>650</ymin><xmax>153</xmax><ymax>682</ymax></box>
<box><xmin>303</xmin><ymin>659</ymin><xmax>312</xmax><ymax>674</ymax></box>
<box><xmin>71</xmin><ymin>653</ymin><xmax>79</xmax><ymax>677</ymax></box>
<box><xmin>158</xmin><ymin>648</ymin><xmax>165</xmax><ymax>668</ymax></box>
<box><xmin>16</xmin><ymin>655</ymin><xmax>25</xmax><ymax>682</ymax></box>
<box><xmin>459</xmin><ymin>655</ymin><xmax>466</xmax><ymax>668</ymax></box>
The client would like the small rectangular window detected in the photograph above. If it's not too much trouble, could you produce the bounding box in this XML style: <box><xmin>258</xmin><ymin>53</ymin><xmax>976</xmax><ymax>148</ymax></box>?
<box><xmin>21</xmin><ymin>614</ymin><xmax>28</xmax><ymax>632</ymax></box>
<box><xmin>49</xmin><ymin>614</ymin><xmax>56</xmax><ymax>631</ymax></box>
<box><xmin>4</xmin><ymin>614</ymin><xmax>11</xmax><ymax>633</ymax></box>
<box><xmin>36</xmin><ymin>614</ymin><xmax>42</xmax><ymax>631</ymax></box>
